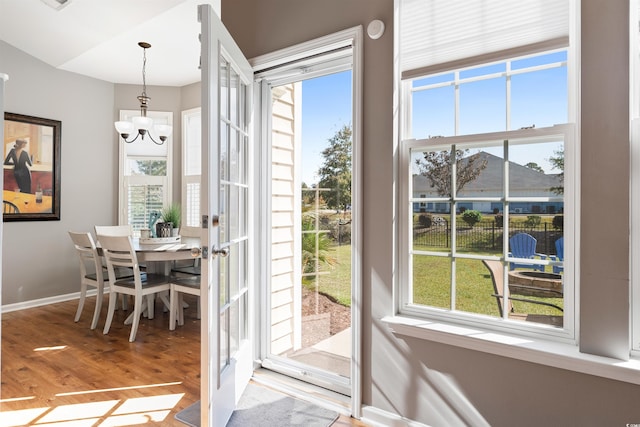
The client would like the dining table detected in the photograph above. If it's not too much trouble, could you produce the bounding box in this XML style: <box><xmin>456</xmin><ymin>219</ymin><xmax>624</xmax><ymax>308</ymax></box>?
<box><xmin>133</xmin><ymin>236</ymin><xmax>201</xmax><ymax>274</ymax></box>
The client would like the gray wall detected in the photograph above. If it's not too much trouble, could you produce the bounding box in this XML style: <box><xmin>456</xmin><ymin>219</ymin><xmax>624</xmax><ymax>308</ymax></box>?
<box><xmin>218</xmin><ymin>0</ymin><xmax>640</xmax><ymax>426</ymax></box>
<box><xmin>1</xmin><ymin>41</ymin><xmax>115</xmax><ymax>305</ymax></box>
<box><xmin>0</xmin><ymin>43</ymin><xmax>190</xmax><ymax>306</ymax></box>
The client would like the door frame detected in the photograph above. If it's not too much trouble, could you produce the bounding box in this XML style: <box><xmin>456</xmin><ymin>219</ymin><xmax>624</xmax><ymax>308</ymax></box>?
<box><xmin>250</xmin><ymin>26</ymin><xmax>363</xmax><ymax>418</ymax></box>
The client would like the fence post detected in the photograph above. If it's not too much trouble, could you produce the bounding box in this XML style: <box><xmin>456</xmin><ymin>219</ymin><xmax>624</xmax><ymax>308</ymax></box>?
<box><xmin>446</xmin><ymin>220</ymin><xmax>450</xmax><ymax>248</ymax></box>
<box><xmin>492</xmin><ymin>221</ymin><xmax>496</xmax><ymax>250</ymax></box>
<box><xmin>544</xmin><ymin>223</ymin><xmax>548</xmax><ymax>255</ymax></box>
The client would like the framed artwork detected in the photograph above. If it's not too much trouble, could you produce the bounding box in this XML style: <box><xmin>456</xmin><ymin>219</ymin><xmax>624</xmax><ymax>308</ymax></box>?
<box><xmin>3</xmin><ymin>112</ymin><xmax>61</xmax><ymax>221</ymax></box>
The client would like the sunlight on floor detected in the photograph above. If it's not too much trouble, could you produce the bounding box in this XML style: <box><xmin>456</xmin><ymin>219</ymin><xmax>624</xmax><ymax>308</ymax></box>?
<box><xmin>55</xmin><ymin>382</ymin><xmax>183</xmax><ymax>397</ymax></box>
<box><xmin>33</xmin><ymin>345</ymin><xmax>68</xmax><ymax>352</ymax></box>
<box><xmin>0</xmin><ymin>390</ymin><xmax>184</xmax><ymax>427</ymax></box>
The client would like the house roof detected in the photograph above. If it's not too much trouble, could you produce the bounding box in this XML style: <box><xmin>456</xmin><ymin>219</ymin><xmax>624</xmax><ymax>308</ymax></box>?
<box><xmin>413</xmin><ymin>151</ymin><xmax>563</xmax><ymax>196</ymax></box>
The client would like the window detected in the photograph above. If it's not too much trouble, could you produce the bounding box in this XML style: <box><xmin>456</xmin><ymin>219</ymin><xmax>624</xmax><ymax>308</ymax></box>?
<box><xmin>181</xmin><ymin>108</ymin><xmax>201</xmax><ymax>236</ymax></box>
<box><xmin>118</xmin><ymin>110</ymin><xmax>173</xmax><ymax>234</ymax></box>
<box><xmin>398</xmin><ymin>0</ymin><xmax>575</xmax><ymax>339</ymax></box>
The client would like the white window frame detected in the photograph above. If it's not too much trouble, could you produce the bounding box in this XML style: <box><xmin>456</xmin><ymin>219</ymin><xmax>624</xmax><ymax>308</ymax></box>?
<box><xmin>630</xmin><ymin>0</ymin><xmax>640</xmax><ymax>355</ymax></box>
<box><xmin>181</xmin><ymin>107</ymin><xmax>202</xmax><ymax>237</ymax></box>
<box><xmin>393</xmin><ymin>0</ymin><xmax>579</xmax><ymax>342</ymax></box>
<box><xmin>118</xmin><ymin>110</ymin><xmax>173</xmax><ymax>232</ymax></box>
<box><xmin>399</xmin><ymin>125</ymin><xmax>575</xmax><ymax>342</ymax></box>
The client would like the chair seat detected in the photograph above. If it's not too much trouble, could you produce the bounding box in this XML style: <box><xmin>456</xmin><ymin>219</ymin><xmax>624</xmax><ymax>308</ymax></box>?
<box><xmin>113</xmin><ymin>273</ymin><xmax>172</xmax><ymax>289</ymax></box>
<box><xmin>171</xmin><ymin>265</ymin><xmax>201</xmax><ymax>276</ymax></box>
<box><xmin>86</xmin><ymin>267</ymin><xmax>140</xmax><ymax>281</ymax></box>
<box><xmin>172</xmin><ymin>276</ymin><xmax>200</xmax><ymax>290</ymax></box>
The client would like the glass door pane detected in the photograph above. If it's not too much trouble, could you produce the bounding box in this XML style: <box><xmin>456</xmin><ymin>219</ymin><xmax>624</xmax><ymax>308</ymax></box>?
<box><xmin>266</xmin><ymin>69</ymin><xmax>353</xmax><ymax>394</ymax></box>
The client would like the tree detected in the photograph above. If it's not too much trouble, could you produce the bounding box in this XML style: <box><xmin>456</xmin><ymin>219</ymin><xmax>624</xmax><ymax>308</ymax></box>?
<box><xmin>136</xmin><ymin>160</ymin><xmax>167</xmax><ymax>176</ymax></box>
<box><xmin>548</xmin><ymin>147</ymin><xmax>564</xmax><ymax>195</ymax></box>
<box><xmin>317</xmin><ymin>124</ymin><xmax>352</xmax><ymax>210</ymax></box>
<box><xmin>525</xmin><ymin>162</ymin><xmax>544</xmax><ymax>173</ymax></box>
<box><xmin>415</xmin><ymin>149</ymin><xmax>487</xmax><ymax>196</ymax></box>
<box><xmin>461</xmin><ymin>210</ymin><xmax>482</xmax><ymax>227</ymax></box>
<box><xmin>301</xmin><ymin>211</ymin><xmax>335</xmax><ymax>278</ymax></box>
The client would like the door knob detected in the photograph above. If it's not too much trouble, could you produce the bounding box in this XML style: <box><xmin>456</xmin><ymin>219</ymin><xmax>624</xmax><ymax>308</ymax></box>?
<box><xmin>212</xmin><ymin>246</ymin><xmax>229</xmax><ymax>257</ymax></box>
<box><xmin>190</xmin><ymin>247</ymin><xmax>202</xmax><ymax>258</ymax></box>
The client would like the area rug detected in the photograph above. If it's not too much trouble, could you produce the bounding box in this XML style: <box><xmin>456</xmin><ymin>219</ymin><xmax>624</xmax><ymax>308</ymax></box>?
<box><xmin>175</xmin><ymin>382</ymin><xmax>340</xmax><ymax>427</ymax></box>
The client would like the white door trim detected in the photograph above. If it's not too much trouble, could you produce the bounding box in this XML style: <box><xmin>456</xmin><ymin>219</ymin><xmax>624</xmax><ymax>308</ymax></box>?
<box><xmin>250</xmin><ymin>25</ymin><xmax>363</xmax><ymax>419</ymax></box>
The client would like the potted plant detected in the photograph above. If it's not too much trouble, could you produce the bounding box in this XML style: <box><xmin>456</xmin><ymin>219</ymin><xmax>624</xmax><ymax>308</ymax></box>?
<box><xmin>161</xmin><ymin>203</ymin><xmax>181</xmax><ymax>237</ymax></box>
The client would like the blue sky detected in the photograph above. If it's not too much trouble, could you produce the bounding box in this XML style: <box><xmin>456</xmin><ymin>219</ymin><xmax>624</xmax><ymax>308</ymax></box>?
<box><xmin>298</xmin><ymin>51</ymin><xmax>567</xmax><ymax>184</ymax></box>
<box><xmin>411</xmin><ymin>51</ymin><xmax>567</xmax><ymax>173</ymax></box>
<box><xmin>300</xmin><ymin>71</ymin><xmax>352</xmax><ymax>185</ymax></box>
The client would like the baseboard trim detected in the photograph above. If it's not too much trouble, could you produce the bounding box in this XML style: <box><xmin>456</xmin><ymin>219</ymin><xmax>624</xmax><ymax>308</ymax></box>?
<box><xmin>1</xmin><ymin>289</ymin><xmax>96</xmax><ymax>314</ymax></box>
<box><xmin>361</xmin><ymin>406</ymin><xmax>430</xmax><ymax>427</ymax></box>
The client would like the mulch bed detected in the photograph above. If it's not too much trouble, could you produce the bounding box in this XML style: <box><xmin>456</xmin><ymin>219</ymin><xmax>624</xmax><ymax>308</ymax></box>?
<box><xmin>301</xmin><ymin>287</ymin><xmax>351</xmax><ymax>336</ymax></box>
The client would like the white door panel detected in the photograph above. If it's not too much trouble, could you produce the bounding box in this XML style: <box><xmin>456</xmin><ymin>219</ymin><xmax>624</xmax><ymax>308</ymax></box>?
<box><xmin>199</xmin><ymin>5</ymin><xmax>253</xmax><ymax>426</ymax></box>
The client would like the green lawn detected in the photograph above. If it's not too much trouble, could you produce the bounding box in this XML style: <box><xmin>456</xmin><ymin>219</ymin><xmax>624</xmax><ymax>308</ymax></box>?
<box><xmin>412</xmin><ymin>254</ymin><xmax>563</xmax><ymax>318</ymax></box>
<box><xmin>304</xmin><ymin>243</ymin><xmax>352</xmax><ymax>307</ymax></box>
<box><xmin>305</xmin><ymin>244</ymin><xmax>563</xmax><ymax>319</ymax></box>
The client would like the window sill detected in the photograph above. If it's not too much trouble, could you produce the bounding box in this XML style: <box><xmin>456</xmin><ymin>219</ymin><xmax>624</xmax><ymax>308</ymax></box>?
<box><xmin>382</xmin><ymin>315</ymin><xmax>640</xmax><ymax>386</ymax></box>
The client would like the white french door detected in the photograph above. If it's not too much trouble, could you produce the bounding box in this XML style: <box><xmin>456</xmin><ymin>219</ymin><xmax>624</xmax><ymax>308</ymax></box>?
<box><xmin>199</xmin><ymin>5</ymin><xmax>254</xmax><ymax>427</ymax></box>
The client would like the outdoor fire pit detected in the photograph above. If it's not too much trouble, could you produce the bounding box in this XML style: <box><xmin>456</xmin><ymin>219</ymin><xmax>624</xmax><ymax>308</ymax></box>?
<box><xmin>508</xmin><ymin>270</ymin><xmax>563</xmax><ymax>298</ymax></box>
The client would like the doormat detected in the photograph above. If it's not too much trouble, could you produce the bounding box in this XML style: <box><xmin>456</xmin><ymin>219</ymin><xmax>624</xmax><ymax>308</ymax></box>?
<box><xmin>175</xmin><ymin>383</ymin><xmax>340</xmax><ymax>427</ymax></box>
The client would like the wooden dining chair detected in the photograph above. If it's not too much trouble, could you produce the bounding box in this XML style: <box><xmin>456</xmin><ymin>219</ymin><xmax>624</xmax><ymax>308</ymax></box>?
<box><xmin>68</xmin><ymin>231</ymin><xmax>135</xmax><ymax>330</ymax></box>
<box><xmin>95</xmin><ymin>224</ymin><xmax>133</xmax><ymax>237</ymax></box>
<box><xmin>169</xmin><ymin>277</ymin><xmax>201</xmax><ymax>330</ymax></box>
<box><xmin>95</xmin><ymin>223</ymin><xmax>147</xmax><ymax>287</ymax></box>
<box><xmin>98</xmin><ymin>234</ymin><xmax>172</xmax><ymax>342</ymax></box>
<box><xmin>171</xmin><ymin>227</ymin><xmax>201</xmax><ymax>276</ymax></box>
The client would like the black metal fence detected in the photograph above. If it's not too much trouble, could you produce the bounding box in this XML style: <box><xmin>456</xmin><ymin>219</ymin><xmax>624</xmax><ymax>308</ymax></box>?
<box><xmin>413</xmin><ymin>220</ymin><xmax>563</xmax><ymax>255</ymax></box>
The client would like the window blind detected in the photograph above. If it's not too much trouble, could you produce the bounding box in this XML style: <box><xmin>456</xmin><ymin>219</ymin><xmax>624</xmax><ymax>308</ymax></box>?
<box><xmin>399</xmin><ymin>0</ymin><xmax>570</xmax><ymax>79</ymax></box>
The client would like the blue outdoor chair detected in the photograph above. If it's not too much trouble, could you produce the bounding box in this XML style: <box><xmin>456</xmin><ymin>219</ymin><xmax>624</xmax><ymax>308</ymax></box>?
<box><xmin>508</xmin><ymin>233</ymin><xmax>546</xmax><ymax>271</ymax></box>
<box><xmin>551</xmin><ymin>237</ymin><xmax>564</xmax><ymax>274</ymax></box>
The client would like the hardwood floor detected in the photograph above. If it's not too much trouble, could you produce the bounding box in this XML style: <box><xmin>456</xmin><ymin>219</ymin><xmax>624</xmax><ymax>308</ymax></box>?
<box><xmin>1</xmin><ymin>295</ymin><xmax>200</xmax><ymax>426</ymax></box>
<box><xmin>1</xmin><ymin>297</ymin><xmax>367</xmax><ymax>426</ymax></box>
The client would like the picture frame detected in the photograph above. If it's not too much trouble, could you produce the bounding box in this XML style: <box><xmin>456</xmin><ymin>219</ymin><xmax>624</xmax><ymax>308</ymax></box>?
<box><xmin>3</xmin><ymin>112</ymin><xmax>61</xmax><ymax>221</ymax></box>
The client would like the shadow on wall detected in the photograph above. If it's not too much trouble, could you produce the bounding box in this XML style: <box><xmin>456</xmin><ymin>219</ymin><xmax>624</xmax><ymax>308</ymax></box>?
<box><xmin>370</xmin><ymin>319</ymin><xmax>490</xmax><ymax>426</ymax></box>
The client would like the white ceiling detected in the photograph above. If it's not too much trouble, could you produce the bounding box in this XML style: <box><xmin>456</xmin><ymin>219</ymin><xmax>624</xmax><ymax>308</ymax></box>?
<box><xmin>0</xmin><ymin>0</ymin><xmax>219</xmax><ymax>87</ymax></box>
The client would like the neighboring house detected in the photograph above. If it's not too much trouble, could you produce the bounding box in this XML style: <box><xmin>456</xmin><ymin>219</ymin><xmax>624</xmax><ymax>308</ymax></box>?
<box><xmin>413</xmin><ymin>151</ymin><xmax>564</xmax><ymax>214</ymax></box>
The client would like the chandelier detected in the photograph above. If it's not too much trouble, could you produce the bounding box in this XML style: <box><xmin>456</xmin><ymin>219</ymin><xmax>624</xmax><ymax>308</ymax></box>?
<box><xmin>114</xmin><ymin>42</ymin><xmax>172</xmax><ymax>145</ymax></box>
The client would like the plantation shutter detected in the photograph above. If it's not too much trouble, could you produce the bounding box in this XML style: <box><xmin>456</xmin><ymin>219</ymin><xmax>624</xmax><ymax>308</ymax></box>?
<box><xmin>181</xmin><ymin>108</ymin><xmax>202</xmax><ymax>233</ymax></box>
<box><xmin>399</xmin><ymin>0</ymin><xmax>571</xmax><ymax>79</ymax></box>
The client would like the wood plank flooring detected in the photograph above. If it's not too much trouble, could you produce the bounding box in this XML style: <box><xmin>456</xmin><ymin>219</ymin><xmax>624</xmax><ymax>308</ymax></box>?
<box><xmin>1</xmin><ymin>296</ymin><xmax>367</xmax><ymax>426</ymax></box>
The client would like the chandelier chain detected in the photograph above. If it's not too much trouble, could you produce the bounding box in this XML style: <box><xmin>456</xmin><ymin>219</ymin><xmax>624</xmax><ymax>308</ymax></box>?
<box><xmin>141</xmin><ymin>46</ymin><xmax>147</xmax><ymax>98</ymax></box>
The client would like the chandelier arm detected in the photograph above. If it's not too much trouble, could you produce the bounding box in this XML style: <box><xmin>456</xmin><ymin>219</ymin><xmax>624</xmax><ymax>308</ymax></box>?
<box><xmin>121</xmin><ymin>133</ymin><xmax>141</xmax><ymax>144</ymax></box>
<box><xmin>147</xmin><ymin>133</ymin><xmax>166</xmax><ymax>145</ymax></box>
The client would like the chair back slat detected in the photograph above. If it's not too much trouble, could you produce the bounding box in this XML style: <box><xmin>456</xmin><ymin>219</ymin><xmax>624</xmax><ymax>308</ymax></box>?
<box><xmin>555</xmin><ymin>237</ymin><xmax>564</xmax><ymax>261</ymax></box>
<box><xmin>97</xmin><ymin>235</ymin><xmax>140</xmax><ymax>277</ymax></box>
<box><xmin>68</xmin><ymin>231</ymin><xmax>102</xmax><ymax>279</ymax></box>
<box><xmin>509</xmin><ymin>233</ymin><xmax>537</xmax><ymax>258</ymax></box>
<box><xmin>483</xmin><ymin>259</ymin><xmax>513</xmax><ymax>317</ymax></box>
<box><xmin>95</xmin><ymin>225</ymin><xmax>132</xmax><ymax>237</ymax></box>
